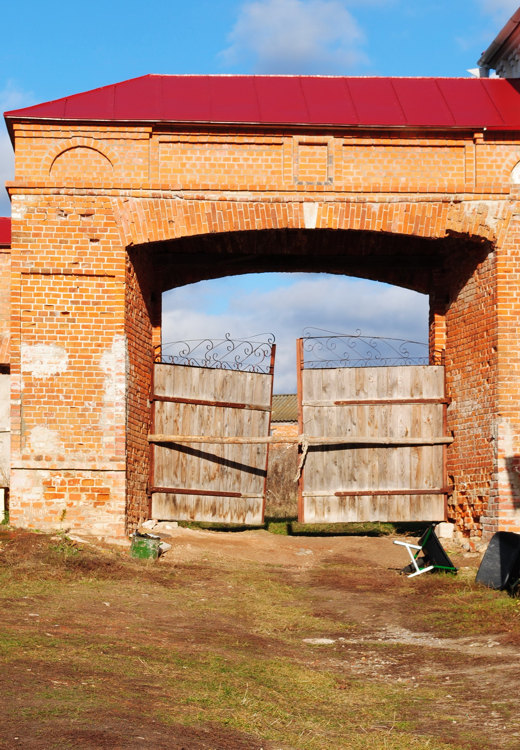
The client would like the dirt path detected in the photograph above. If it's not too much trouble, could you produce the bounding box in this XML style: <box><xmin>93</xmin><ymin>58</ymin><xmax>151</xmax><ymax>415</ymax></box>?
<box><xmin>149</xmin><ymin>523</ymin><xmax>479</xmax><ymax>569</ymax></box>
<box><xmin>1</xmin><ymin>525</ymin><xmax>519</xmax><ymax>750</ymax></box>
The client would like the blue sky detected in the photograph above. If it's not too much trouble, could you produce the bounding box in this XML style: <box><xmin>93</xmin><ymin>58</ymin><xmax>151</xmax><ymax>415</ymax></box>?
<box><xmin>1</xmin><ymin>0</ymin><xmax>517</xmax><ymax>390</ymax></box>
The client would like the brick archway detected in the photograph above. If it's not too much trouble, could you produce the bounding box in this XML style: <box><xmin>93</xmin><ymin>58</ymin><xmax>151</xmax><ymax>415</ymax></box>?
<box><xmin>124</xmin><ymin>219</ymin><xmax>497</xmax><ymax>538</ymax></box>
<box><xmin>5</xmin><ymin>74</ymin><xmax>520</xmax><ymax>541</ymax></box>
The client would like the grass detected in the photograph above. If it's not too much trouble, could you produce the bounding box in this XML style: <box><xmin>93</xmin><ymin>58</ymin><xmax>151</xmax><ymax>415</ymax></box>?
<box><xmin>1</xmin><ymin>526</ymin><xmax>520</xmax><ymax>749</ymax></box>
<box><xmin>178</xmin><ymin>516</ymin><xmax>406</xmax><ymax>537</ymax></box>
<box><xmin>411</xmin><ymin>572</ymin><xmax>520</xmax><ymax>640</ymax></box>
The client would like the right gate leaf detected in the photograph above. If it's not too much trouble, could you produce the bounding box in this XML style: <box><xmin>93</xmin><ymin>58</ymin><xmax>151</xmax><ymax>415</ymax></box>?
<box><xmin>298</xmin><ymin>362</ymin><xmax>448</xmax><ymax>523</ymax></box>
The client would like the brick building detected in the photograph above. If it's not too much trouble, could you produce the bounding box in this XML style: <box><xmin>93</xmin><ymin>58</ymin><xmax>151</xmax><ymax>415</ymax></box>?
<box><xmin>0</xmin><ymin>217</ymin><xmax>10</xmax><ymax>518</ymax></box>
<box><xmin>4</xmin><ymin>14</ymin><xmax>520</xmax><ymax>540</ymax></box>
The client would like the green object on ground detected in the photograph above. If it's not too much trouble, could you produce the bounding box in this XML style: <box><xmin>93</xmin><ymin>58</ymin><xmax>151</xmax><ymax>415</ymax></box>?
<box><xmin>130</xmin><ymin>534</ymin><xmax>160</xmax><ymax>560</ymax></box>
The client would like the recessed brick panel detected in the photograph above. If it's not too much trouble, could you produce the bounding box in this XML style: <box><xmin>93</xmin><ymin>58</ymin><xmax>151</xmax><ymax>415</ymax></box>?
<box><xmin>159</xmin><ymin>138</ymin><xmax>284</xmax><ymax>189</ymax></box>
<box><xmin>19</xmin><ymin>273</ymin><xmax>124</xmax><ymax>463</ymax></box>
<box><xmin>341</xmin><ymin>144</ymin><xmax>465</xmax><ymax>192</ymax></box>
<box><xmin>297</xmin><ymin>143</ymin><xmax>329</xmax><ymax>184</ymax></box>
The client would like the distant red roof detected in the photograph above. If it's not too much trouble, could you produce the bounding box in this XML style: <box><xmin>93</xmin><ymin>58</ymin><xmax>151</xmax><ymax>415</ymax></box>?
<box><xmin>0</xmin><ymin>218</ymin><xmax>10</xmax><ymax>247</ymax></box>
<box><xmin>5</xmin><ymin>75</ymin><xmax>520</xmax><ymax>132</ymax></box>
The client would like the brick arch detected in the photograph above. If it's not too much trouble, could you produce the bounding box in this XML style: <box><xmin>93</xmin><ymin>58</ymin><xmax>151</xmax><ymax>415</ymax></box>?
<box><xmin>47</xmin><ymin>138</ymin><xmax>116</xmax><ymax>176</ymax></box>
<box><xmin>114</xmin><ymin>196</ymin><xmax>510</xmax><ymax>251</ymax></box>
<box><xmin>123</xmin><ymin>206</ymin><xmax>500</xmax><ymax>538</ymax></box>
<box><xmin>50</xmin><ymin>146</ymin><xmax>114</xmax><ymax>185</ymax></box>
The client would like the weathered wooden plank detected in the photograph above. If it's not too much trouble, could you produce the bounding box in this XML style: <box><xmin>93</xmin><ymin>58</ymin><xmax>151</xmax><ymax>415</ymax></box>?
<box><xmin>301</xmin><ymin>493</ymin><xmax>446</xmax><ymax>523</ymax></box>
<box><xmin>151</xmin><ymin>361</ymin><xmax>273</xmax><ymax>523</ymax></box>
<box><xmin>301</xmin><ymin>487</ymin><xmax>452</xmax><ymax>497</ymax></box>
<box><xmin>151</xmin><ymin>486</ymin><xmax>243</xmax><ymax>498</ymax></box>
<box><xmin>151</xmin><ymin>492</ymin><xmax>264</xmax><ymax>525</ymax></box>
<box><xmin>148</xmin><ymin>434</ymin><xmax>453</xmax><ymax>445</ymax></box>
<box><xmin>304</xmin><ymin>398</ymin><xmax>450</xmax><ymax>406</ymax></box>
<box><xmin>299</xmin><ymin>364</ymin><xmax>448</xmax><ymax>523</ymax></box>
<box><xmin>152</xmin><ymin>395</ymin><xmax>271</xmax><ymax>411</ymax></box>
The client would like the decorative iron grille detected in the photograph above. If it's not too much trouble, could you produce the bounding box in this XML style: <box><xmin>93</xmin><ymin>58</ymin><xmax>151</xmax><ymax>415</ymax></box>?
<box><xmin>301</xmin><ymin>328</ymin><xmax>428</xmax><ymax>368</ymax></box>
<box><xmin>156</xmin><ymin>333</ymin><xmax>276</xmax><ymax>373</ymax></box>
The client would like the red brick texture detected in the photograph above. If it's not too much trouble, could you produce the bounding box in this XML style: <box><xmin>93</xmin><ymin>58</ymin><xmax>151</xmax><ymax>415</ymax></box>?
<box><xmin>6</xmin><ymin>122</ymin><xmax>520</xmax><ymax>540</ymax></box>
<box><xmin>0</xmin><ymin>249</ymin><xmax>10</xmax><ymax>366</ymax></box>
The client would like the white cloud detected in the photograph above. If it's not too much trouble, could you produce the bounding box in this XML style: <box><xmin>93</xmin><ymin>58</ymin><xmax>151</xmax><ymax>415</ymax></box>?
<box><xmin>162</xmin><ymin>274</ymin><xmax>428</xmax><ymax>392</ymax></box>
<box><xmin>220</xmin><ymin>0</ymin><xmax>368</xmax><ymax>74</ymax></box>
<box><xmin>0</xmin><ymin>81</ymin><xmax>35</xmax><ymax>217</ymax></box>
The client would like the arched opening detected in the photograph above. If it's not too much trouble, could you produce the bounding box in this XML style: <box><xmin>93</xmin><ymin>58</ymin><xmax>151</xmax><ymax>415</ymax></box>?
<box><xmin>160</xmin><ymin>271</ymin><xmax>430</xmax><ymax>521</ymax></box>
<box><xmin>125</xmin><ymin>227</ymin><xmax>494</xmax><ymax>532</ymax></box>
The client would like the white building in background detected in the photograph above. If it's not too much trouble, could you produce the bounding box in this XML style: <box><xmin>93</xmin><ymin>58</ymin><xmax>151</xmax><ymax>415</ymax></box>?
<box><xmin>478</xmin><ymin>9</ymin><xmax>520</xmax><ymax>77</ymax></box>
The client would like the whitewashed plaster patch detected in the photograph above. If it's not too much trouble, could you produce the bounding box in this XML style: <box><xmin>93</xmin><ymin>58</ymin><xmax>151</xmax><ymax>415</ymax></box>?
<box><xmin>460</xmin><ymin>199</ymin><xmax>503</xmax><ymax>235</ymax></box>
<box><xmin>99</xmin><ymin>335</ymin><xmax>126</xmax><ymax>403</ymax></box>
<box><xmin>29</xmin><ymin>425</ymin><xmax>63</xmax><ymax>456</ymax></box>
<box><xmin>98</xmin><ymin>336</ymin><xmax>127</xmax><ymax>450</ymax></box>
<box><xmin>21</xmin><ymin>343</ymin><xmax>68</xmax><ymax>380</ymax></box>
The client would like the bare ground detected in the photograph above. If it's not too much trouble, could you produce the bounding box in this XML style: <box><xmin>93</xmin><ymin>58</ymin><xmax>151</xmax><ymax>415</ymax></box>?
<box><xmin>1</xmin><ymin>524</ymin><xmax>519</xmax><ymax>750</ymax></box>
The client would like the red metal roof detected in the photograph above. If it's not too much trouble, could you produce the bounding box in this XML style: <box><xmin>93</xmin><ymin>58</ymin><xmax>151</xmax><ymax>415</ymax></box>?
<box><xmin>5</xmin><ymin>75</ymin><xmax>520</xmax><ymax>131</ymax></box>
<box><xmin>0</xmin><ymin>218</ymin><xmax>10</xmax><ymax>247</ymax></box>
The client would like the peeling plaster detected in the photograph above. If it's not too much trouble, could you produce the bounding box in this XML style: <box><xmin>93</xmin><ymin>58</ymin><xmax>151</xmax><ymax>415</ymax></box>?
<box><xmin>499</xmin><ymin>419</ymin><xmax>515</xmax><ymax>457</ymax></box>
<box><xmin>10</xmin><ymin>197</ymin><xmax>28</xmax><ymax>221</ymax></box>
<box><xmin>21</xmin><ymin>343</ymin><xmax>68</xmax><ymax>380</ymax></box>
<box><xmin>497</xmin><ymin>419</ymin><xmax>520</xmax><ymax>505</ymax></box>
<box><xmin>29</xmin><ymin>425</ymin><xmax>63</xmax><ymax>456</ymax></box>
<box><xmin>99</xmin><ymin>336</ymin><xmax>127</xmax><ymax>451</ymax></box>
<box><xmin>460</xmin><ymin>200</ymin><xmax>504</xmax><ymax>235</ymax></box>
<box><xmin>99</xmin><ymin>335</ymin><xmax>126</xmax><ymax>403</ymax></box>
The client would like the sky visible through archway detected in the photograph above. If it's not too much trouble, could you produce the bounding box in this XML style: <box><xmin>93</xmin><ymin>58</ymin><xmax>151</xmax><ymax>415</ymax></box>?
<box><xmin>162</xmin><ymin>273</ymin><xmax>428</xmax><ymax>392</ymax></box>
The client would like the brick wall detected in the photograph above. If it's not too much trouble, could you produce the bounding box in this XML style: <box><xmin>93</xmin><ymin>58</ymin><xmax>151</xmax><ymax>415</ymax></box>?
<box><xmin>125</xmin><ymin>246</ymin><xmax>157</xmax><ymax>531</ymax></box>
<box><xmin>0</xmin><ymin>247</ymin><xmax>10</xmax><ymax>366</ymax></box>
<box><xmin>8</xmin><ymin>194</ymin><xmax>127</xmax><ymax>537</ymax></box>
<box><xmin>443</xmin><ymin>246</ymin><xmax>497</xmax><ymax>540</ymax></box>
<box><xmin>6</xmin><ymin>119</ymin><xmax>520</xmax><ymax>538</ymax></box>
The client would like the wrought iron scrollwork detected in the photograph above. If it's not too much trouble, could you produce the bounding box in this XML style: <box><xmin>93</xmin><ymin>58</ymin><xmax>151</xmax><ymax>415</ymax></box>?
<box><xmin>301</xmin><ymin>328</ymin><xmax>428</xmax><ymax>368</ymax></box>
<box><xmin>156</xmin><ymin>333</ymin><xmax>276</xmax><ymax>373</ymax></box>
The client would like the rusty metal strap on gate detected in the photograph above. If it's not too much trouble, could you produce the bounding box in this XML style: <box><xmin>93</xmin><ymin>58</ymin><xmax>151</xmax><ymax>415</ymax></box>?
<box><xmin>302</xmin><ymin>397</ymin><xmax>451</xmax><ymax>407</ymax></box>
<box><xmin>150</xmin><ymin>487</ymin><xmax>263</xmax><ymax>499</ymax></box>
<box><xmin>151</xmin><ymin>395</ymin><xmax>271</xmax><ymax>411</ymax></box>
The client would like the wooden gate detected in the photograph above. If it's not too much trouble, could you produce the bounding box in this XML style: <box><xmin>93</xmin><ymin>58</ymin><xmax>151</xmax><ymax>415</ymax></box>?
<box><xmin>297</xmin><ymin>335</ymin><xmax>452</xmax><ymax>524</ymax></box>
<box><xmin>149</xmin><ymin>336</ymin><xmax>275</xmax><ymax>524</ymax></box>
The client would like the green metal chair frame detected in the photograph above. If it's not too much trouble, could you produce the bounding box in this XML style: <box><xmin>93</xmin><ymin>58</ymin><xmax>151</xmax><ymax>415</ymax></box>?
<box><xmin>394</xmin><ymin>525</ymin><xmax>457</xmax><ymax>578</ymax></box>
